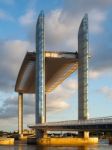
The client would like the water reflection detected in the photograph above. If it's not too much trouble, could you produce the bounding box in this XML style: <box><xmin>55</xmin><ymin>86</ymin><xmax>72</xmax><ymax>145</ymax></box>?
<box><xmin>0</xmin><ymin>143</ymin><xmax>111</xmax><ymax>150</ymax></box>
<box><xmin>77</xmin><ymin>146</ymin><xmax>88</xmax><ymax>150</ymax></box>
<box><xmin>17</xmin><ymin>144</ymin><xmax>52</xmax><ymax>150</ymax></box>
<box><xmin>17</xmin><ymin>145</ymin><xmax>96</xmax><ymax>150</ymax></box>
<box><xmin>77</xmin><ymin>145</ymin><xmax>99</xmax><ymax>150</ymax></box>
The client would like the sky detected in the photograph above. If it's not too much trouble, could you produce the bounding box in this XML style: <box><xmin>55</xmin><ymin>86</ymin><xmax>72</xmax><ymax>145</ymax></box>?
<box><xmin>0</xmin><ymin>0</ymin><xmax>112</xmax><ymax>131</ymax></box>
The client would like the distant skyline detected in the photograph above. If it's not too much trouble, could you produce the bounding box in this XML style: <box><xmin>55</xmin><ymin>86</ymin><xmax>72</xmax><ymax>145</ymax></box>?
<box><xmin>0</xmin><ymin>0</ymin><xmax>112</xmax><ymax>131</ymax></box>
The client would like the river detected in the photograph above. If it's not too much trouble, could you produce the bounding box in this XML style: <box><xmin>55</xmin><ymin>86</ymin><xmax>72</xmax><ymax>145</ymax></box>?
<box><xmin>0</xmin><ymin>143</ymin><xmax>112</xmax><ymax>150</ymax></box>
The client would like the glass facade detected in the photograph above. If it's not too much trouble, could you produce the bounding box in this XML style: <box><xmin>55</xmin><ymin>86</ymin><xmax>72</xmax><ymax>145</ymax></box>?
<box><xmin>78</xmin><ymin>14</ymin><xmax>89</xmax><ymax>120</ymax></box>
<box><xmin>35</xmin><ymin>11</ymin><xmax>45</xmax><ymax>124</ymax></box>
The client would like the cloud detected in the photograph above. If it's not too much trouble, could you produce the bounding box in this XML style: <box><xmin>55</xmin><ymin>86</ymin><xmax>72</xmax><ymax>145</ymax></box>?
<box><xmin>0</xmin><ymin>118</ymin><xmax>17</xmax><ymax>131</ymax></box>
<box><xmin>59</xmin><ymin>0</ymin><xmax>112</xmax><ymax>73</ymax></box>
<box><xmin>89</xmin><ymin>9</ymin><xmax>106</xmax><ymax>33</ymax></box>
<box><xmin>47</xmin><ymin>100</ymin><xmax>69</xmax><ymax>112</ymax></box>
<box><xmin>0</xmin><ymin>78</ymin><xmax>77</xmax><ymax>120</ymax></box>
<box><xmin>45</xmin><ymin>9</ymin><xmax>79</xmax><ymax>51</ymax></box>
<box><xmin>46</xmin><ymin>0</ymin><xmax>112</xmax><ymax>74</ymax></box>
<box><xmin>47</xmin><ymin>78</ymin><xmax>77</xmax><ymax>113</ymax></box>
<box><xmin>89</xmin><ymin>69</ymin><xmax>112</xmax><ymax>79</ymax></box>
<box><xmin>0</xmin><ymin>40</ymin><xmax>33</xmax><ymax>92</ymax></box>
<box><xmin>0</xmin><ymin>94</ymin><xmax>35</xmax><ymax>119</ymax></box>
<box><xmin>89</xmin><ymin>70</ymin><xmax>102</xmax><ymax>79</ymax></box>
<box><xmin>18</xmin><ymin>10</ymin><xmax>37</xmax><ymax>43</ymax></box>
<box><xmin>17</xmin><ymin>1</ymin><xmax>112</xmax><ymax>73</ymax></box>
<box><xmin>19</xmin><ymin>10</ymin><xmax>36</xmax><ymax>26</ymax></box>
<box><xmin>90</xmin><ymin>35</ymin><xmax>112</xmax><ymax>72</ymax></box>
<box><xmin>45</xmin><ymin>8</ymin><xmax>106</xmax><ymax>52</ymax></box>
<box><xmin>45</xmin><ymin>7</ymin><xmax>111</xmax><ymax>78</ymax></box>
<box><xmin>0</xmin><ymin>83</ymin><xmax>74</xmax><ymax>130</ymax></box>
<box><xmin>99</xmin><ymin>86</ymin><xmax>112</xmax><ymax>100</ymax></box>
<box><xmin>62</xmin><ymin>0</ymin><xmax>112</xmax><ymax>15</ymax></box>
<box><xmin>0</xmin><ymin>114</ymin><xmax>35</xmax><ymax>131</ymax></box>
<box><xmin>18</xmin><ymin>2</ymin><xmax>107</xmax><ymax>51</ymax></box>
<box><xmin>0</xmin><ymin>9</ymin><xmax>14</xmax><ymax>21</ymax></box>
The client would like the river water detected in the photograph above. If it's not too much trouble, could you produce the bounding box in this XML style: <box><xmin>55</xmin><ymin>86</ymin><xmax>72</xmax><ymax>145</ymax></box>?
<box><xmin>0</xmin><ymin>143</ymin><xmax>112</xmax><ymax>150</ymax></box>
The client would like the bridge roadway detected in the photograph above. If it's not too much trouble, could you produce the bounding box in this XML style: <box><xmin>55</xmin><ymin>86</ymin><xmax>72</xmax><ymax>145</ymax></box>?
<box><xmin>29</xmin><ymin>117</ymin><xmax>112</xmax><ymax>131</ymax></box>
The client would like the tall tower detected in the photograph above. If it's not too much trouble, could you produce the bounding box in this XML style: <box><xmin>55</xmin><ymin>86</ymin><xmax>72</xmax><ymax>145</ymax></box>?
<box><xmin>78</xmin><ymin>14</ymin><xmax>89</xmax><ymax>121</ymax></box>
<box><xmin>35</xmin><ymin>11</ymin><xmax>45</xmax><ymax>125</ymax></box>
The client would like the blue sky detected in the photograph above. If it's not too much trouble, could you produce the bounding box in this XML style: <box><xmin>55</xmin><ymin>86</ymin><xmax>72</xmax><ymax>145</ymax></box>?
<box><xmin>0</xmin><ymin>0</ymin><xmax>112</xmax><ymax>131</ymax></box>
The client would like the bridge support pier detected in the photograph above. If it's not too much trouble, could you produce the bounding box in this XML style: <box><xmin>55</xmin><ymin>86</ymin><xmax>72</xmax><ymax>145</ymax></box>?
<box><xmin>78</xmin><ymin>131</ymin><xmax>89</xmax><ymax>138</ymax></box>
<box><xmin>84</xmin><ymin>131</ymin><xmax>89</xmax><ymax>138</ymax></box>
<box><xmin>36</xmin><ymin>130</ymin><xmax>45</xmax><ymax>139</ymax></box>
<box><xmin>18</xmin><ymin>93</ymin><xmax>23</xmax><ymax>137</ymax></box>
<box><xmin>45</xmin><ymin>93</ymin><xmax>46</xmax><ymax>122</ymax></box>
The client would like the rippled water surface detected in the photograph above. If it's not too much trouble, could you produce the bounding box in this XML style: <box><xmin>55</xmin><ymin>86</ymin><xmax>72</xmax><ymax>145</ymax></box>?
<box><xmin>0</xmin><ymin>143</ymin><xmax>112</xmax><ymax>150</ymax></box>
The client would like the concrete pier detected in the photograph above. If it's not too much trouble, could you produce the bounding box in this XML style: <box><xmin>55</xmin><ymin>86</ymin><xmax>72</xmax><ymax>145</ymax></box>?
<box><xmin>18</xmin><ymin>93</ymin><xmax>23</xmax><ymax>137</ymax></box>
<box><xmin>0</xmin><ymin>138</ymin><xmax>14</xmax><ymax>145</ymax></box>
<box><xmin>37</xmin><ymin>137</ymin><xmax>98</xmax><ymax>146</ymax></box>
<box><xmin>27</xmin><ymin>137</ymin><xmax>98</xmax><ymax>146</ymax></box>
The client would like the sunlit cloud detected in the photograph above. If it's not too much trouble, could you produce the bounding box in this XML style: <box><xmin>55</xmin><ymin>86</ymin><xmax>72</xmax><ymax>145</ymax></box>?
<box><xmin>89</xmin><ymin>9</ymin><xmax>106</xmax><ymax>34</ymax></box>
<box><xmin>89</xmin><ymin>70</ymin><xmax>102</xmax><ymax>79</ymax></box>
<box><xmin>19</xmin><ymin>10</ymin><xmax>36</xmax><ymax>26</ymax></box>
<box><xmin>99</xmin><ymin>86</ymin><xmax>112</xmax><ymax>100</ymax></box>
<box><xmin>47</xmin><ymin>78</ymin><xmax>77</xmax><ymax>113</ymax></box>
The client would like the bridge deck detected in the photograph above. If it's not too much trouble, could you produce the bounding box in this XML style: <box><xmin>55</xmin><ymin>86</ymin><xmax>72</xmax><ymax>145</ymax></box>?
<box><xmin>29</xmin><ymin>117</ymin><xmax>112</xmax><ymax>131</ymax></box>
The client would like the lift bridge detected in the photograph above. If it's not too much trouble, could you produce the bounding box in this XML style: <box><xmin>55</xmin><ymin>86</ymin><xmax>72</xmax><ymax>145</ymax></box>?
<box><xmin>15</xmin><ymin>11</ymin><xmax>111</xmax><ymax>139</ymax></box>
